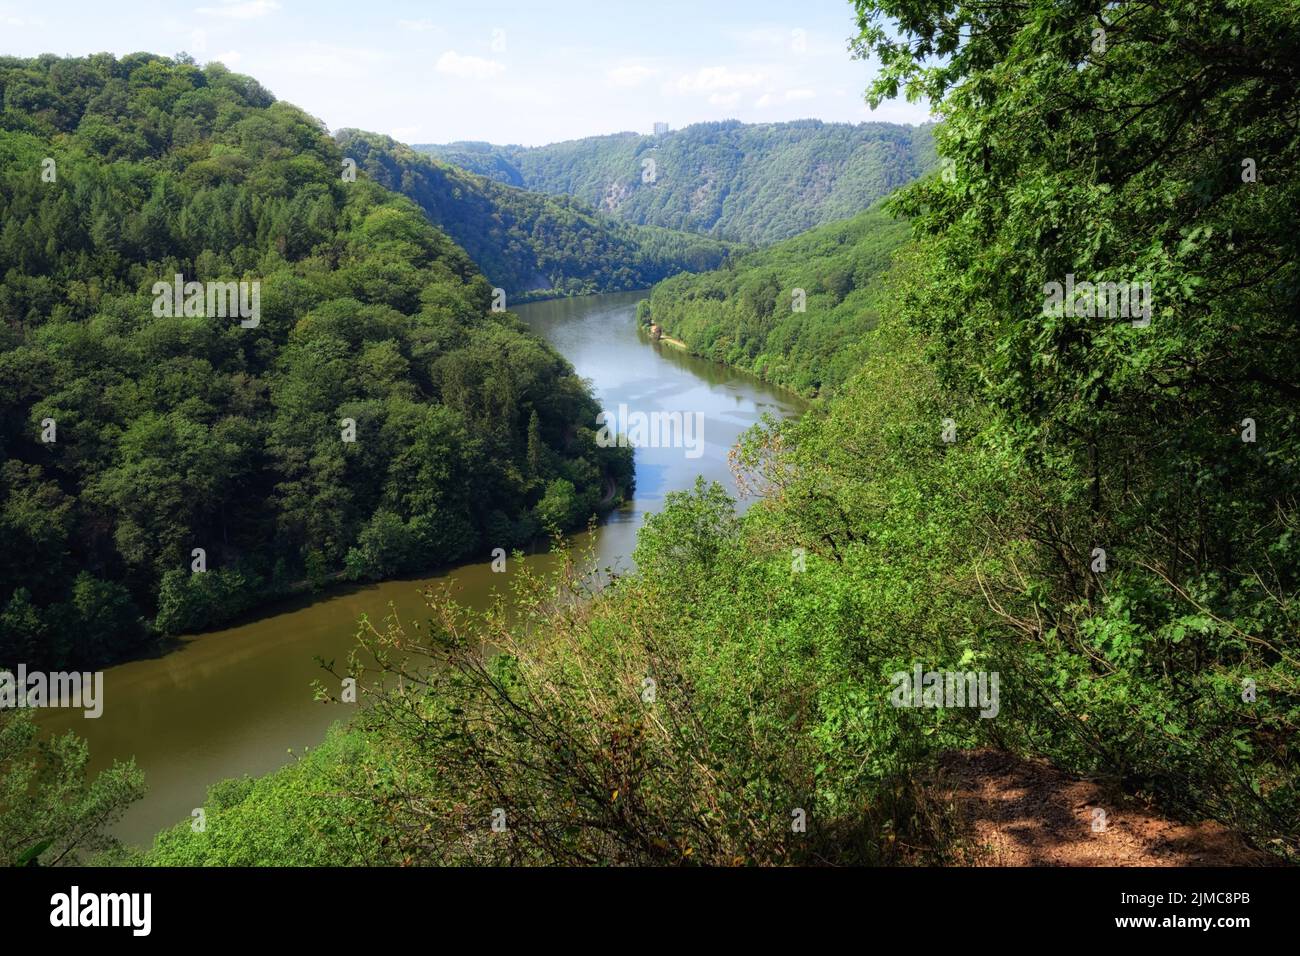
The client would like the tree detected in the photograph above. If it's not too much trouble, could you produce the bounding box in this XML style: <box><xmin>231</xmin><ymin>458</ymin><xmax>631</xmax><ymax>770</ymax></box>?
<box><xmin>525</xmin><ymin>408</ymin><xmax>545</xmax><ymax>477</ymax></box>
<box><xmin>0</xmin><ymin>54</ymin><xmax>622</xmax><ymax>669</ymax></box>
<box><xmin>344</xmin><ymin>511</ymin><xmax>417</xmax><ymax>581</ymax></box>
<box><xmin>534</xmin><ymin>478</ymin><xmax>580</xmax><ymax>534</ymax></box>
<box><xmin>847</xmin><ymin>0</ymin><xmax>1300</xmax><ymax>845</ymax></box>
<box><xmin>0</xmin><ymin>708</ymin><xmax>144</xmax><ymax>866</ymax></box>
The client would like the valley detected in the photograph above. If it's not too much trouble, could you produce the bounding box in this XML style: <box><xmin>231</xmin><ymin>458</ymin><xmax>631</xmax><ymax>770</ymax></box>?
<box><xmin>1</xmin><ymin>0</ymin><xmax>1296</xmax><ymax>878</ymax></box>
<box><xmin>33</xmin><ymin>290</ymin><xmax>804</xmax><ymax>849</ymax></box>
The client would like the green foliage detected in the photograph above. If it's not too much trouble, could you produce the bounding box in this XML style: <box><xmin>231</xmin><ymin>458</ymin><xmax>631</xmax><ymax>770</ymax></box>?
<box><xmin>279</xmin><ymin>521</ymin><xmax>948</xmax><ymax>865</ymax></box>
<box><xmin>154</xmin><ymin>566</ymin><xmax>260</xmax><ymax>634</ymax></box>
<box><xmin>136</xmin><ymin>725</ymin><xmax>382</xmax><ymax>866</ymax></box>
<box><xmin>533</xmin><ymin>478</ymin><xmax>582</xmax><ymax>534</ymax></box>
<box><xmin>643</xmin><ymin>206</ymin><xmax>911</xmax><ymax>395</ymax></box>
<box><xmin>184</xmin><ymin>0</ymin><xmax>1300</xmax><ymax>862</ymax></box>
<box><xmin>0</xmin><ymin>54</ymin><xmax>627</xmax><ymax>668</ymax></box>
<box><xmin>337</xmin><ymin>130</ymin><xmax>736</xmax><ymax>301</ymax></box>
<box><xmin>23</xmin><ymin>0</ymin><xmax>1299</xmax><ymax>867</ymax></box>
<box><xmin>293</xmin><ymin>282</ymin><xmax>1292</xmax><ymax>863</ymax></box>
<box><xmin>634</xmin><ymin>476</ymin><xmax>739</xmax><ymax>573</ymax></box>
<box><xmin>343</xmin><ymin>510</ymin><xmax>419</xmax><ymax>581</ymax></box>
<box><xmin>843</xmin><ymin>0</ymin><xmax>1300</xmax><ymax>849</ymax></box>
<box><xmin>418</xmin><ymin>119</ymin><xmax>936</xmax><ymax>245</ymax></box>
<box><xmin>0</xmin><ymin>707</ymin><xmax>144</xmax><ymax>865</ymax></box>
<box><xmin>126</xmin><ymin>317</ymin><xmax>979</xmax><ymax>868</ymax></box>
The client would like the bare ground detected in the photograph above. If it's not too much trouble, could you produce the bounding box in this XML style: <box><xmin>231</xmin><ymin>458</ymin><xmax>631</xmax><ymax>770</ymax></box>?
<box><xmin>930</xmin><ymin>749</ymin><xmax>1273</xmax><ymax>866</ymax></box>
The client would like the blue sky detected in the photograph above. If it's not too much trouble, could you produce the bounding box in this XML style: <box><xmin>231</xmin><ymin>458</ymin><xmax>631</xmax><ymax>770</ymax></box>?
<box><xmin>0</xmin><ymin>0</ymin><xmax>932</xmax><ymax>146</ymax></box>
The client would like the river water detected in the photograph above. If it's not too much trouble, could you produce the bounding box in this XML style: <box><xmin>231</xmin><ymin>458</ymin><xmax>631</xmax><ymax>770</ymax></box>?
<box><xmin>37</xmin><ymin>290</ymin><xmax>805</xmax><ymax>848</ymax></box>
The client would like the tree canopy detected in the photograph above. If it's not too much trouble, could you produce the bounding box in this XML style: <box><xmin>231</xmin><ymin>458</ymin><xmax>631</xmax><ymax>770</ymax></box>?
<box><xmin>0</xmin><ymin>53</ymin><xmax>630</xmax><ymax>669</ymax></box>
<box><xmin>339</xmin><ymin>130</ymin><xmax>736</xmax><ymax>301</ymax></box>
<box><xmin>417</xmin><ymin>119</ymin><xmax>936</xmax><ymax>245</ymax></box>
<box><xmin>641</xmin><ymin>205</ymin><xmax>910</xmax><ymax>395</ymax></box>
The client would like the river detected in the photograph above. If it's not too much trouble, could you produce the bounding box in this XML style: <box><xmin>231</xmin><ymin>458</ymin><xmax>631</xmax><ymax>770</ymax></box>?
<box><xmin>36</xmin><ymin>290</ymin><xmax>805</xmax><ymax>848</ymax></box>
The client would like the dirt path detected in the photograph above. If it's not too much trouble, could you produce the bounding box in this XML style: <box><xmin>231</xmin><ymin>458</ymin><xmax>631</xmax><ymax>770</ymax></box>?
<box><xmin>933</xmin><ymin>749</ymin><xmax>1272</xmax><ymax>866</ymax></box>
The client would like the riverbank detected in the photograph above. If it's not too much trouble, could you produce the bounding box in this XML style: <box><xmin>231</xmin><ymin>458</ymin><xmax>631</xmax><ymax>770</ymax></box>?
<box><xmin>637</xmin><ymin>318</ymin><xmax>813</xmax><ymax>403</ymax></box>
<box><xmin>37</xmin><ymin>290</ymin><xmax>805</xmax><ymax>849</ymax></box>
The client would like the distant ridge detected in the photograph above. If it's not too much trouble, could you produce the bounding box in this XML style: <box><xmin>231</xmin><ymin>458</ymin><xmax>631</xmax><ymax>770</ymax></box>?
<box><xmin>339</xmin><ymin>130</ymin><xmax>736</xmax><ymax>300</ymax></box>
<box><xmin>416</xmin><ymin>118</ymin><xmax>936</xmax><ymax>246</ymax></box>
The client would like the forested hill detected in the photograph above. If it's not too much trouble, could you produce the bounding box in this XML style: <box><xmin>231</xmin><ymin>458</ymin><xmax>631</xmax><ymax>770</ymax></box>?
<box><xmin>641</xmin><ymin>205</ymin><xmax>911</xmax><ymax>396</ymax></box>
<box><xmin>336</xmin><ymin>130</ymin><xmax>735</xmax><ymax>301</ymax></box>
<box><xmin>141</xmin><ymin>0</ymin><xmax>1299</xmax><ymax>868</ymax></box>
<box><xmin>0</xmin><ymin>53</ymin><xmax>631</xmax><ymax>671</ymax></box>
<box><xmin>415</xmin><ymin>119</ymin><xmax>936</xmax><ymax>245</ymax></box>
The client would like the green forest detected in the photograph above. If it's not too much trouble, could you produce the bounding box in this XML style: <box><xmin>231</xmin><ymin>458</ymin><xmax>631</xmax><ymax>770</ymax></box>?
<box><xmin>3</xmin><ymin>0</ymin><xmax>1299</xmax><ymax>872</ymax></box>
<box><xmin>0</xmin><ymin>53</ymin><xmax>632</xmax><ymax>672</ymax></box>
<box><xmin>640</xmin><ymin>205</ymin><xmax>910</xmax><ymax>395</ymax></box>
<box><xmin>338</xmin><ymin>130</ymin><xmax>736</xmax><ymax>301</ymax></box>
<box><xmin>417</xmin><ymin>118</ymin><xmax>936</xmax><ymax>245</ymax></box>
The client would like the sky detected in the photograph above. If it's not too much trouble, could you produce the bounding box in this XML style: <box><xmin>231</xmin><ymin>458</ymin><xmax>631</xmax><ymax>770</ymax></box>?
<box><xmin>0</xmin><ymin>0</ymin><xmax>933</xmax><ymax>146</ymax></box>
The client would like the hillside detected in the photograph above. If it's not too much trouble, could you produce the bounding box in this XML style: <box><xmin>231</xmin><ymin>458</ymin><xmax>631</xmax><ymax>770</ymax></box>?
<box><xmin>416</xmin><ymin>119</ymin><xmax>936</xmax><ymax>245</ymax></box>
<box><xmin>640</xmin><ymin>205</ymin><xmax>911</xmax><ymax>396</ymax></box>
<box><xmin>136</xmin><ymin>0</ymin><xmax>1299</xmax><ymax>870</ymax></box>
<box><xmin>0</xmin><ymin>53</ymin><xmax>630</xmax><ymax>671</ymax></box>
<box><xmin>338</xmin><ymin>130</ymin><xmax>736</xmax><ymax>301</ymax></box>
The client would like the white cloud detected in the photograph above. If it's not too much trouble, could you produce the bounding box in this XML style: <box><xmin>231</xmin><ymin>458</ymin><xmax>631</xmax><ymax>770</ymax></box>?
<box><xmin>398</xmin><ymin>18</ymin><xmax>436</xmax><ymax>32</ymax></box>
<box><xmin>606</xmin><ymin>63</ymin><xmax>658</xmax><ymax>88</ymax></box>
<box><xmin>436</xmin><ymin>51</ymin><xmax>506</xmax><ymax>80</ymax></box>
<box><xmin>212</xmin><ymin>50</ymin><xmax>242</xmax><ymax>66</ymax></box>
<box><xmin>674</xmin><ymin>66</ymin><xmax>764</xmax><ymax>95</ymax></box>
<box><xmin>391</xmin><ymin>125</ymin><xmax>422</xmax><ymax>142</ymax></box>
<box><xmin>709</xmin><ymin>92</ymin><xmax>742</xmax><ymax>107</ymax></box>
<box><xmin>195</xmin><ymin>0</ymin><xmax>280</xmax><ymax>19</ymax></box>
